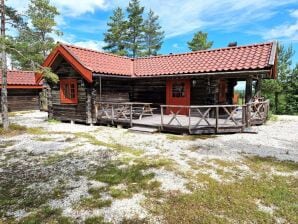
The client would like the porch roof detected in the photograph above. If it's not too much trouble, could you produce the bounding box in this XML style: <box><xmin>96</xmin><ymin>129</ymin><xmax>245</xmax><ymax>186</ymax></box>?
<box><xmin>43</xmin><ymin>41</ymin><xmax>277</xmax><ymax>82</ymax></box>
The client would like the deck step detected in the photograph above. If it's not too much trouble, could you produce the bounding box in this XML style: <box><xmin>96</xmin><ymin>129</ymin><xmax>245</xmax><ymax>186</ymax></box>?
<box><xmin>242</xmin><ymin>127</ymin><xmax>258</xmax><ymax>134</ymax></box>
<box><xmin>128</xmin><ymin>126</ymin><xmax>159</xmax><ymax>133</ymax></box>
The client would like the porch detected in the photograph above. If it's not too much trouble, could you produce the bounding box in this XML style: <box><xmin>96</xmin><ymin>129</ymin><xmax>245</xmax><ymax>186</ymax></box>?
<box><xmin>93</xmin><ymin>100</ymin><xmax>270</xmax><ymax>134</ymax></box>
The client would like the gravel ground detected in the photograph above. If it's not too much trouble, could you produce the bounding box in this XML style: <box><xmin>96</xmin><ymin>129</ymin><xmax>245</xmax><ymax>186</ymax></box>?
<box><xmin>0</xmin><ymin>111</ymin><xmax>297</xmax><ymax>223</ymax></box>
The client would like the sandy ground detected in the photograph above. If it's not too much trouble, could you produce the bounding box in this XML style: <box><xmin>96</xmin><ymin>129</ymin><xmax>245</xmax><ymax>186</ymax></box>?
<box><xmin>0</xmin><ymin>111</ymin><xmax>297</xmax><ymax>223</ymax></box>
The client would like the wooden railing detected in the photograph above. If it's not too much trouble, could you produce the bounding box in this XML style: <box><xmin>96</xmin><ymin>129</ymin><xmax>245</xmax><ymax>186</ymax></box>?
<box><xmin>95</xmin><ymin>102</ymin><xmax>133</xmax><ymax>126</ymax></box>
<box><xmin>244</xmin><ymin>99</ymin><xmax>270</xmax><ymax>126</ymax></box>
<box><xmin>160</xmin><ymin>104</ymin><xmax>245</xmax><ymax>134</ymax></box>
<box><xmin>95</xmin><ymin>100</ymin><xmax>270</xmax><ymax>134</ymax></box>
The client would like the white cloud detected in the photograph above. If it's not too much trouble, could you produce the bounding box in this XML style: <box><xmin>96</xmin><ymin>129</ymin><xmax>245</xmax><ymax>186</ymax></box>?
<box><xmin>72</xmin><ymin>40</ymin><xmax>105</xmax><ymax>51</ymax></box>
<box><xmin>51</xmin><ymin>0</ymin><xmax>107</xmax><ymax>17</ymax></box>
<box><xmin>261</xmin><ymin>9</ymin><xmax>298</xmax><ymax>41</ymax></box>
<box><xmin>107</xmin><ymin>0</ymin><xmax>298</xmax><ymax>38</ymax></box>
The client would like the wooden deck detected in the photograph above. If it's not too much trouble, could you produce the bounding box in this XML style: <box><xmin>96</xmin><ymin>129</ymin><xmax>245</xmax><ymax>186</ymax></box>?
<box><xmin>94</xmin><ymin>100</ymin><xmax>269</xmax><ymax>134</ymax></box>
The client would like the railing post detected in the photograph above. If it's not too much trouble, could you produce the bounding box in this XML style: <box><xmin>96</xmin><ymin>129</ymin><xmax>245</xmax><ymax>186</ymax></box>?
<box><xmin>246</xmin><ymin>103</ymin><xmax>251</xmax><ymax>127</ymax></box>
<box><xmin>188</xmin><ymin>107</ymin><xmax>191</xmax><ymax>134</ymax></box>
<box><xmin>242</xmin><ymin>105</ymin><xmax>246</xmax><ymax>127</ymax></box>
<box><xmin>111</xmin><ymin>104</ymin><xmax>114</xmax><ymax>125</ymax></box>
<box><xmin>160</xmin><ymin>105</ymin><xmax>164</xmax><ymax>130</ymax></box>
<box><xmin>130</xmin><ymin>104</ymin><xmax>133</xmax><ymax>127</ymax></box>
<box><xmin>215</xmin><ymin>106</ymin><xmax>219</xmax><ymax>133</ymax></box>
<box><xmin>95</xmin><ymin>104</ymin><xmax>98</xmax><ymax>121</ymax></box>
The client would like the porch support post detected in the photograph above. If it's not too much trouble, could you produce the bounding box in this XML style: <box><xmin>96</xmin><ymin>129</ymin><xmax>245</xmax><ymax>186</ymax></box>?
<box><xmin>245</xmin><ymin>77</ymin><xmax>253</xmax><ymax>103</ymax></box>
<box><xmin>86</xmin><ymin>86</ymin><xmax>92</xmax><ymax>124</ymax></box>
<box><xmin>255</xmin><ymin>78</ymin><xmax>262</xmax><ymax>97</ymax></box>
<box><xmin>99</xmin><ymin>76</ymin><xmax>102</xmax><ymax>102</ymax></box>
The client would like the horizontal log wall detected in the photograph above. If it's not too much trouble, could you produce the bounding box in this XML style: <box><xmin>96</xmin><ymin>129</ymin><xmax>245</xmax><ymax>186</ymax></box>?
<box><xmin>191</xmin><ymin>77</ymin><xmax>219</xmax><ymax>105</ymax></box>
<box><xmin>131</xmin><ymin>79</ymin><xmax>166</xmax><ymax>106</ymax></box>
<box><xmin>0</xmin><ymin>89</ymin><xmax>41</xmax><ymax>112</ymax></box>
<box><xmin>94</xmin><ymin>78</ymin><xmax>130</xmax><ymax>102</ymax></box>
<box><xmin>50</xmin><ymin>60</ymin><xmax>88</xmax><ymax>122</ymax></box>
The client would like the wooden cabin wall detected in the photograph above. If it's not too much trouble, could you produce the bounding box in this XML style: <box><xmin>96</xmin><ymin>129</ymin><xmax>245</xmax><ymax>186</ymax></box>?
<box><xmin>191</xmin><ymin>77</ymin><xmax>219</xmax><ymax>105</ymax></box>
<box><xmin>0</xmin><ymin>89</ymin><xmax>41</xmax><ymax>112</ymax></box>
<box><xmin>131</xmin><ymin>79</ymin><xmax>166</xmax><ymax>106</ymax></box>
<box><xmin>93</xmin><ymin>78</ymin><xmax>130</xmax><ymax>102</ymax></box>
<box><xmin>50</xmin><ymin>61</ymin><xmax>89</xmax><ymax>123</ymax></box>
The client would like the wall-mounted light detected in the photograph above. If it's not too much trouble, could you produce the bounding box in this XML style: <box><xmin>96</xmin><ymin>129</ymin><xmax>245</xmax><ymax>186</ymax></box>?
<box><xmin>192</xmin><ymin>79</ymin><xmax>197</xmax><ymax>87</ymax></box>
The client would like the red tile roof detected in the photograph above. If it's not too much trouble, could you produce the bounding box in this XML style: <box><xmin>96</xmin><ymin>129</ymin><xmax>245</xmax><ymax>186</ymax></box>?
<box><xmin>0</xmin><ymin>70</ymin><xmax>42</xmax><ymax>87</ymax></box>
<box><xmin>49</xmin><ymin>42</ymin><xmax>277</xmax><ymax>79</ymax></box>
<box><xmin>63</xmin><ymin>44</ymin><xmax>133</xmax><ymax>76</ymax></box>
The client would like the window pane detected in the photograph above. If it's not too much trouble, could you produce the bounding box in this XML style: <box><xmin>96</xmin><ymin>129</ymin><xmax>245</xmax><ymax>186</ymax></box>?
<box><xmin>172</xmin><ymin>82</ymin><xmax>185</xmax><ymax>97</ymax></box>
<box><xmin>70</xmin><ymin>83</ymin><xmax>75</xmax><ymax>99</ymax></box>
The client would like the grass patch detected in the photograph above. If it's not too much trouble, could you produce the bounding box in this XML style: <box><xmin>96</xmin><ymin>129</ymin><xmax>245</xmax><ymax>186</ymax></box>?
<box><xmin>91</xmin><ymin>161</ymin><xmax>157</xmax><ymax>198</ymax></box>
<box><xmin>85</xmin><ymin>216</ymin><xmax>110</xmax><ymax>224</ymax></box>
<box><xmin>19</xmin><ymin>206</ymin><xmax>73</xmax><ymax>224</ymax></box>
<box><xmin>0</xmin><ymin>140</ymin><xmax>15</xmax><ymax>149</ymax></box>
<box><xmin>0</xmin><ymin>123</ymin><xmax>47</xmax><ymax>136</ymax></box>
<box><xmin>246</xmin><ymin>156</ymin><xmax>298</xmax><ymax>173</ymax></box>
<box><xmin>152</xmin><ymin>175</ymin><xmax>298</xmax><ymax>224</ymax></box>
<box><xmin>166</xmin><ymin>133</ymin><xmax>216</xmax><ymax>141</ymax></box>
<box><xmin>47</xmin><ymin>118</ymin><xmax>61</xmax><ymax>124</ymax></box>
<box><xmin>77</xmin><ymin>197</ymin><xmax>112</xmax><ymax>210</ymax></box>
<box><xmin>75</xmin><ymin>132</ymin><xmax>144</xmax><ymax>156</ymax></box>
<box><xmin>44</xmin><ymin>153</ymin><xmax>70</xmax><ymax>165</ymax></box>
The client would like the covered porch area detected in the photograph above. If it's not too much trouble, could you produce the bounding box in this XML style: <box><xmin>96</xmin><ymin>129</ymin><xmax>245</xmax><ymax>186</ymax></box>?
<box><xmin>93</xmin><ymin>100</ymin><xmax>270</xmax><ymax>134</ymax></box>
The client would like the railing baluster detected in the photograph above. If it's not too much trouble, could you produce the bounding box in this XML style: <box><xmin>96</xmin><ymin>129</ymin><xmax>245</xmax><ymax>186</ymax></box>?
<box><xmin>111</xmin><ymin>104</ymin><xmax>114</xmax><ymax>125</ymax></box>
<box><xmin>215</xmin><ymin>107</ymin><xmax>219</xmax><ymax>133</ymax></box>
<box><xmin>188</xmin><ymin>107</ymin><xmax>191</xmax><ymax>134</ymax></box>
<box><xmin>160</xmin><ymin>105</ymin><xmax>164</xmax><ymax>130</ymax></box>
<box><xmin>130</xmin><ymin>104</ymin><xmax>133</xmax><ymax>127</ymax></box>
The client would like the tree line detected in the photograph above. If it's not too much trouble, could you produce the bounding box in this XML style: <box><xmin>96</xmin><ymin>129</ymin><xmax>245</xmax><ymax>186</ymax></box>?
<box><xmin>103</xmin><ymin>0</ymin><xmax>164</xmax><ymax>57</ymax></box>
<box><xmin>262</xmin><ymin>44</ymin><xmax>298</xmax><ymax>115</ymax></box>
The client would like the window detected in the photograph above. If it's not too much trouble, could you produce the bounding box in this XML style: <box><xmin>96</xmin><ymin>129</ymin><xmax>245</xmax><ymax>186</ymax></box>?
<box><xmin>172</xmin><ymin>82</ymin><xmax>185</xmax><ymax>97</ymax></box>
<box><xmin>60</xmin><ymin>79</ymin><xmax>78</xmax><ymax>104</ymax></box>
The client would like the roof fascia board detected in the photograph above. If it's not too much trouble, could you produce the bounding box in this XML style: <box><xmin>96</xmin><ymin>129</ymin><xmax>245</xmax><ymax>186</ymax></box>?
<box><xmin>269</xmin><ymin>41</ymin><xmax>277</xmax><ymax>65</ymax></box>
<box><xmin>43</xmin><ymin>45</ymin><xmax>93</xmax><ymax>83</ymax></box>
<box><xmin>93</xmin><ymin>69</ymin><xmax>271</xmax><ymax>79</ymax></box>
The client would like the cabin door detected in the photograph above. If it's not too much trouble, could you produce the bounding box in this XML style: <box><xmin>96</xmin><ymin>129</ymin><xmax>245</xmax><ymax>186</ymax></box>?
<box><xmin>166</xmin><ymin>79</ymin><xmax>190</xmax><ymax>115</ymax></box>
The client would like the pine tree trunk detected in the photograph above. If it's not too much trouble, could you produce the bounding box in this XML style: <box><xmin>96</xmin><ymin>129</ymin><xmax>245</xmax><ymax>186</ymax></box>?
<box><xmin>1</xmin><ymin>0</ymin><xmax>9</xmax><ymax>130</ymax></box>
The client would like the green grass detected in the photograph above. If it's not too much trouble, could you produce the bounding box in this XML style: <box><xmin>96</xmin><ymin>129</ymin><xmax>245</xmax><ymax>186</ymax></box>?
<box><xmin>0</xmin><ymin>123</ymin><xmax>47</xmax><ymax>137</ymax></box>
<box><xmin>19</xmin><ymin>206</ymin><xmax>73</xmax><ymax>224</ymax></box>
<box><xmin>152</xmin><ymin>175</ymin><xmax>297</xmax><ymax>224</ymax></box>
<box><xmin>85</xmin><ymin>216</ymin><xmax>111</xmax><ymax>224</ymax></box>
<box><xmin>90</xmin><ymin>161</ymin><xmax>158</xmax><ymax>199</ymax></box>
<box><xmin>0</xmin><ymin>179</ymin><xmax>67</xmax><ymax>218</ymax></box>
<box><xmin>166</xmin><ymin>133</ymin><xmax>216</xmax><ymax>141</ymax></box>
<box><xmin>74</xmin><ymin>132</ymin><xmax>144</xmax><ymax>156</ymax></box>
<box><xmin>47</xmin><ymin>118</ymin><xmax>61</xmax><ymax>124</ymax></box>
<box><xmin>0</xmin><ymin>140</ymin><xmax>15</xmax><ymax>149</ymax></box>
<box><xmin>246</xmin><ymin>156</ymin><xmax>298</xmax><ymax>172</ymax></box>
<box><xmin>77</xmin><ymin>197</ymin><xmax>112</xmax><ymax>210</ymax></box>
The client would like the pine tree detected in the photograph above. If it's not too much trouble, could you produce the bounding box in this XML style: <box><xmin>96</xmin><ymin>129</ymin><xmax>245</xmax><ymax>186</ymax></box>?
<box><xmin>27</xmin><ymin>0</ymin><xmax>61</xmax><ymax>58</ymax></box>
<box><xmin>126</xmin><ymin>0</ymin><xmax>144</xmax><ymax>58</ymax></box>
<box><xmin>142</xmin><ymin>9</ymin><xmax>164</xmax><ymax>56</ymax></box>
<box><xmin>187</xmin><ymin>31</ymin><xmax>213</xmax><ymax>51</ymax></box>
<box><xmin>103</xmin><ymin>7</ymin><xmax>127</xmax><ymax>56</ymax></box>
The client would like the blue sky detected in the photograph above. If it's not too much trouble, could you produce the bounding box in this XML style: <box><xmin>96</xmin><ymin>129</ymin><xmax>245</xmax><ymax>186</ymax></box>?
<box><xmin>7</xmin><ymin>0</ymin><xmax>298</xmax><ymax>64</ymax></box>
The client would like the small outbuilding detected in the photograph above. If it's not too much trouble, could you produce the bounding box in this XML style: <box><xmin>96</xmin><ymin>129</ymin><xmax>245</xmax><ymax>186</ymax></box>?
<box><xmin>0</xmin><ymin>70</ymin><xmax>43</xmax><ymax>112</ymax></box>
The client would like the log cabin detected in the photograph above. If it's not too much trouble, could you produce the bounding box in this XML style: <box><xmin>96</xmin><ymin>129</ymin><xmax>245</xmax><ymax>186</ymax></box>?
<box><xmin>42</xmin><ymin>41</ymin><xmax>277</xmax><ymax>134</ymax></box>
<box><xmin>0</xmin><ymin>70</ymin><xmax>43</xmax><ymax>112</ymax></box>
